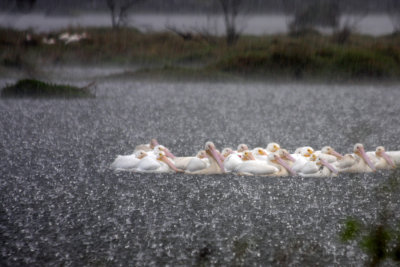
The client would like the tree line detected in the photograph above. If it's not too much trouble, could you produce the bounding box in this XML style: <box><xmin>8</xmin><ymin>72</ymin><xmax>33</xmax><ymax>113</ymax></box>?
<box><xmin>2</xmin><ymin>0</ymin><xmax>400</xmax><ymax>45</ymax></box>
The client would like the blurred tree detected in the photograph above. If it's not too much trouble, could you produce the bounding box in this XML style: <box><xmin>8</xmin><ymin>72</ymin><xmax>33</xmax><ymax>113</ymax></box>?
<box><xmin>106</xmin><ymin>0</ymin><xmax>144</xmax><ymax>29</ymax></box>
<box><xmin>287</xmin><ymin>0</ymin><xmax>340</xmax><ymax>34</ymax></box>
<box><xmin>0</xmin><ymin>0</ymin><xmax>36</xmax><ymax>12</ymax></box>
<box><xmin>387</xmin><ymin>0</ymin><xmax>400</xmax><ymax>33</ymax></box>
<box><xmin>217</xmin><ymin>0</ymin><xmax>243</xmax><ymax>46</ymax></box>
<box><xmin>283</xmin><ymin>0</ymin><xmax>369</xmax><ymax>43</ymax></box>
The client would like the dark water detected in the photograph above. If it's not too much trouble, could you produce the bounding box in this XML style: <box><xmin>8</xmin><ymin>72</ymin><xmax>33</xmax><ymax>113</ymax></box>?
<box><xmin>1</xmin><ymin>80</ymin><xmax>400</xmax><ymax>266</ymax></box>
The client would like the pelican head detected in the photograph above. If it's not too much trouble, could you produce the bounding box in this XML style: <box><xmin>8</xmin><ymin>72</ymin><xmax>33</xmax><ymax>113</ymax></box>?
<box><xmin>221</xmin><ymin>148</ymin><xmax>233</xmax><ymax>158</ymax></box>
<box><xmin>313</xmin><ymin>154</ymin><xmax>339</xmax><ymax>174</ymax></box>
<box><xmin>280</xmin><ymin>149</ymin><xmax>296</xmax><ymax>162</ymax></box>
<box><xmin>243</xmin><ymin>151</ymin><xmax>256</xmax><ymax>161</ymax></box>
<box><xmin>237</xmin><ymin>144</ymin><xmax>249</xmax><ymax>152</ymax></box>
<box><xmin>253</xmin><ymin>147</ymin><xmax>268</xmax><ymax>156</ymax></box>
<box><xmin>305</xmin><ymin>147</ymin><xmax>314</xmax><ymax>156</ymax></box>
<box><xmin>150</xmin><ymin>138</ymin><xmax>159</xmax><ymax>149</ymax></box>
<box><xmin>266</xmin><ymin>142</ymin><xmax>280</xmax><ymax>153</ymax></box>
<box><xmin>269</xmin><ymin>152</ymin><xmax>296</xmax><ymax>175</ymax></box>
<box><xmin>354</xmin><ymin>143</ymin><xmax>376</xmax><ymax>171</ymax></box>
<box><xmin>154</xmin><ymin>145</ymin><xmax>175</xmax><ymax>159</ymax></box>
<box><xmin>135</xmin><ymin>150</ymin><xmax>147</xmax><ymax>159</ymax></box>
<box><xmin>205</xmin><ymin>141</ymin><xmax>225</xmax><ymax>172</ymax></box>
<box><xmin>321</xmin><ymin>146</ymin><xmax>343</xmax><ymax>159</ymax></box>
<box><xmin>376</xmin><ymin>146</ymin><xmax>396</xmax><ymax>168</ymax></box>
<box><xmin>197</xmin><ymin>150</ymin><xmax>208</xmax><ymax>159</ymax></box>
<box><xmin>300</xmin><ymin>147</ymin><xmax>313</xmax><ymax>158</ymax></box>
<box><xmin>157</xmin><ymin>151</ymin><xmax>182</xmax><ymax>172</ymax></box>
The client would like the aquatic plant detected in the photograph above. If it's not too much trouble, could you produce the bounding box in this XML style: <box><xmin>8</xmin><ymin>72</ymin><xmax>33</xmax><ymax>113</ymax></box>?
<box><xmin>340</xmin><ymin>171</ymin><xmax>400</xmax><ymax>266</ymax></box>
<box><xmin>1</xmin><ymin>79</ymin><xmax>95</xmax><ymax>98</ymax></box>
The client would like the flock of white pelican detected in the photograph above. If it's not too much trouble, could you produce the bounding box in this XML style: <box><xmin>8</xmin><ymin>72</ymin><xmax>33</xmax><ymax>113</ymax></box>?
<box><xmin>111</xmin><ymin>139</ymin><xmax>399</xmax><ymax>177</ymax></box>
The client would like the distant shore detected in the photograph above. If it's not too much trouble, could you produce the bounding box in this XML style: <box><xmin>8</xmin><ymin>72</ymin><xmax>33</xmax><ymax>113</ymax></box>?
<box><xmin>1</xmin><ymin>27</ymin><xmax>400</xmax><ymax>82</ymax></box>
<box><xmin>0</xmin><ymin>13</ymin><xmax>395</xmax><ymax>35</ymax></box>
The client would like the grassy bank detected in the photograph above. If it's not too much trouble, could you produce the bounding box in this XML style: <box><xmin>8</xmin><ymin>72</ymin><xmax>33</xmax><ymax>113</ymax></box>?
<box><xmin>1</xmin><ymin>79</ymin><xmax>95</xmax><ymax>98</ymax></box>
<box><xmin>1</xmin><ymin>27</ymin><xmax>400</xmax><ymax>81</ymax></box>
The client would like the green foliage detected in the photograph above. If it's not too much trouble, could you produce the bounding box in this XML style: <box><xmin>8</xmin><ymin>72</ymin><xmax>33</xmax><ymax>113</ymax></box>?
<box><xmin>1</xmin><ymin>79</ymin><xmax>94</xmax><ymax>98</ymax></box>
<box><xmin>360</xmin><ymin>225</ymin><xmax>391</xmax><ymax>265</ymax></box>
<box><xmin>2</xmin><ymin>27</ymin><xmax>400</xmax><ymax>81</ymax></box>
<box><xmin>340</xmin><ymin>174</ymin><xmax>400</xmax><ymax>266</ymax></box>
<box><xmin>340</xmin><ymin>218</ymin><xmax>362</xmax><ymax>242</ymax></box>
<box><xmin>333</xmin><ymin>49</ymin><xmax>397</xmax><ymax>78</ymax></box>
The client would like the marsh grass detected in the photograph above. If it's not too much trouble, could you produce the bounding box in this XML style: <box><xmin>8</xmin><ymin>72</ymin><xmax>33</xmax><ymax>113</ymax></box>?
<box><xmin>1</xmin><ymin>27</ymin><xmax>400</xmax><ymax>80</ymax></box>
<box><xmin>1</xmin><ymin>79</ymin><xmax>95</xmax><ymax>98</ymax></box>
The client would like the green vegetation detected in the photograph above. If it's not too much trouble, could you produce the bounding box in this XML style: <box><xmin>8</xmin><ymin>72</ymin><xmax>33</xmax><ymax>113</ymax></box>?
<box><xmin>339</xmin><ymin>170</ymin><xmax>400</xmax><ymax>266</ymax></box>
<box><xmin>1</xmin><ymin>79</ymin><xmax>94</xmax><ymax>98</ymax></box>
<box><xmin>1</xmin><ymin>27</ymin><xmax>400</xmax><ymax>81</ymax></box>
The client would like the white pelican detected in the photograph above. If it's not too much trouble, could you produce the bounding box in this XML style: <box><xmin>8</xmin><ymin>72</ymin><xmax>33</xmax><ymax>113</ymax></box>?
<box><xmin>135</xmin><ymin>151</ymin><xmax>182</xmax><ymax>173</ymax></box>
<box><xmin>42</xmin><ymin>37</ymin><xmax>55</xmax><ymax>45</ymax></box>
<box><xmin>234</xmin><ymin>151</ymin><xmax>279</xmax><ymax>176</ymax></box>
<box><xmin>292</xmin><ymin>148</ymin><xmax>314</xmax><ymax>173</ymax></box>
<box><xmin>315</xmin><ymin>146</ymin><xmax>343</xmax><ymax>163</ymax></box>
<box><xmin>148</xmin><ymin>145</ymin><xmax>176</xmax><ymax>159</ymax></box>
<box><xmin>134</xmin><ymin>138</ymin><xmax>159</xmax><ymax>152</ymax></box>
<box><xmin>298</xmin><ymin>154</ymin><xmax>339</xmax><ymax>177</ymax></box>
<box><xmin>59</xmin><ymin>32</ymin><xmax>70</xmax><ymax>41</ymax></box>
<box><xmin>110</xmin><ymin>150</ymin><xmax>147</xmax><ymax>170</ymax></box>
<box><xmin>135</xmin><ymin>139</ymin><xmax>175</xmax><ymax>159</ymax></box>
<box><xmin>251</xmin><ymin>147</ymin><xmax>269</xmax><ymax>161</ymax></box>
<box><xmin>280</xmin><ymin>149</ymin><xmax>296</xmax><ymax>162</ymax></box>
<box><xmin>189</xmin><ymin>142</ymin><xmax>225</xmax><ymax>174</ymax></box>
<box><xmin>266</xmin><ymin>142</ymin><xmax>281</xmax><ymax>154</ymax></box>
<box><xmin>267</xmin><ymin>152</ymin><xmax>297</xmax><ymax>176</ymax></box>
<box><xmin>222</xmin><ymin>148</ymin><xmax>243</xmax><ymax>172</ymax></box>
<box><xmin>385</xmin><ymin>151</ymin><xmax>400</xmax><ymax>166</ymax></box>
<box><xmin>235</xmin><ymin>144</ymin><xmax>249</xmax><ymax>156</ymax></box>
<box><xmin>368</xmin><ymin>146</ymin><xmax>396</xmax><ymax>170</ymax></box>
<box><xmin>336</xmin><ymin>144</ymin><xmax>376</xmax><ymax>173</ymax></box>
<box><xmin>185</xmin><ymin>150</ymin><xmax>210</xmax><ymax>173</ymax></box>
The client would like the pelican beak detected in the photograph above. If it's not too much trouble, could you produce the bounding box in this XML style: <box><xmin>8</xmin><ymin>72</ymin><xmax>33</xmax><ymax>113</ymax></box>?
<box><xmin>248</xmin><ymin>152</ymin><xmax>256</xmax><ymax>161</ymax></box>
<box><xmin>330</xmin><ymin>149</ymin><xmax>343</xmax><ymax>160</ymax></box>
<box><xmin>208</xmin><ymin>146</ymin><xmax>225</xmax><ymax>173</ymax></box>
<box><xmin>160</xmin><ymin>155</ymin><xmax>182</xmax><ymax>172</ymax></box>
<box><xmin>284</xmin><ymin>152</ymin><xmax>296</xmax><ymax>162</ymax></box>
<box><xmin>259</xmin><ymin>150</ymin><xmax>268</xmax><ymax>156</ymax></box>
<box><xmin>162</xmin><ymin>148</ymin><xmax>176</xmax><ymax>159</ymax></box>
<box><xmin>137</xmin><ymin>153</ymin><xmax>147</xmax><ymax>159</ymax></box>
<box><xmin>320</xmin><ymin>158</ymin><xmax>338</xmax><ymax>174</ymax></box>
<box><xmin>380</xmin><ymin>151</ymin><xmax>396</xmax><ymax>169</ymax></box>
<box><xmin>276</xmin><ymin>156</ymin><xmax>296</xmax><ymax>176</ymax></box>
<box><xmin>150</xmin><ymin>139</ymin><xmax>159</xmax><ymax>149</ymax></box>
<box><xmin>358</xmin><ymin>147</ymin><xmax>376</xmax><ymax>172</ymax></box>
<box><xmin>218</xmin><ymin>151</ymin><xmax>226</xmax><ymax>163</ymax></box>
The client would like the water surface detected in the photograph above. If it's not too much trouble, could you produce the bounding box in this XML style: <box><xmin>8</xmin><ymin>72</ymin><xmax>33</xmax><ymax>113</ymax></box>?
<box><xmin>1</xmin><ymin>79</ymin><xmax>400</xmax><ymax>265</ymax></box>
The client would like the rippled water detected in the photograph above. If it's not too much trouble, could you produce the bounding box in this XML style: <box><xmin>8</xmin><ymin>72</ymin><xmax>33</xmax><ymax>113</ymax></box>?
<box><xmin>1</xmin><ymin>79</ymin><xmax>400</xmax><ymax>265</ymax></box>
